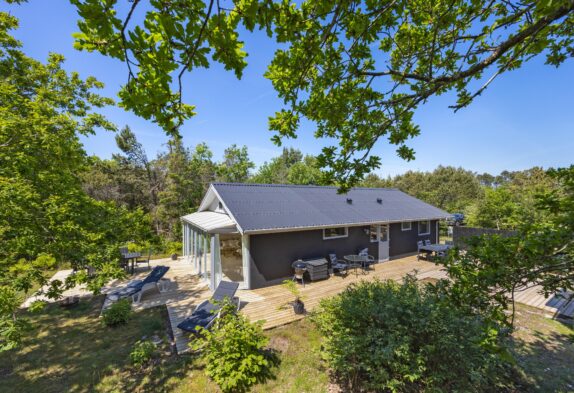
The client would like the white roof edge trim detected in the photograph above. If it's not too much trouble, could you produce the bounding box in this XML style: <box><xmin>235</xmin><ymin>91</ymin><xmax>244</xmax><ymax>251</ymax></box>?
<box><xmin>210</xmin><ymin>185</ymin><xmax>245</xmax><ymax>235</ymax></box>
<box><xmin>243</xmin><ymin>216</ymin><xmax>452</xmax><ymax>235</ymax></box>
<box><xmin>181</xmin><ymin>211</ymin><xmax>238</xmax><ymax>233</ymax></box>
<box><xmin>197</xmin><ymin>184</ymin><xmax>216</xmax><ymax>212</ymax></box>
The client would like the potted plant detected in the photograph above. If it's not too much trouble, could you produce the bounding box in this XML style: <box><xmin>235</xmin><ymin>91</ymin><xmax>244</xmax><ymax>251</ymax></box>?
<box><xmin>282</xmin><ymin>280</ymin><xmax>305</xmax><ymax>315</ymax></box>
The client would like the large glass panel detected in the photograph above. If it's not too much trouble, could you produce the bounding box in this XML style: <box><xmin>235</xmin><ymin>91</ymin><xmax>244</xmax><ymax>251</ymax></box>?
<box><xmin>204</xmin><ymin>234</ymin><xmax>211</xmax><ymax>282</ymax></box>
<box><xmin>219</xmin><ymin>234</ymin><xmax>244</xmax><ymax>282</ymax></box>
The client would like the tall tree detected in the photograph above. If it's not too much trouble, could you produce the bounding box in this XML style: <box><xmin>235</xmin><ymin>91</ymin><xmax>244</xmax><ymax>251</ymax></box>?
<box><xmin>115</xmin><ymin>125</ymin><xmax>160</xmax><ymax>207</ymax></box>
<box><xmin>69</xmin><ymin>0</ymin><xmax>574</xmax><ymax>189</ymax></box>
<box><xmin>251</xmin><ymin>147</ymin><xmax>323</xmax><ymax>185</ymax></box>
<box><xmin>466</xmin><ymin>167</ymin><xmax>557</xmax><ymax>229</ymax></box>
<box><xmin>216</xmin><ymin>144</ymin><xmax>254</xmax><ymax>183</ymax></box>
<box><xmin>391</xmin><ymin>166</ymin><xmax>482</xmax><ymax>212</ymax></box>
<box><xmin>359</xmin><ymin>173</ymin><xmax>393</xmax><ymax>189</ymax></box>
<box><xmin>0</xmin><ymin>13</ymin><xmax>151</xmax><ymax>351</ymax></box>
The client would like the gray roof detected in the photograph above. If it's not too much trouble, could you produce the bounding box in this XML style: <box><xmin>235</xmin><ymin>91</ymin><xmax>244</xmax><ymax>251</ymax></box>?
<box><xmin>212</xmin><ymin>183</ymin><xmax>451</xmax><ymax>233</ymax></box>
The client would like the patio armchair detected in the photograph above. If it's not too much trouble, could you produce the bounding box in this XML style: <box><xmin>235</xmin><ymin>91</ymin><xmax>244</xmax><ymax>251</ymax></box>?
<box><xmin>417</xmin><ymin>240</ymin><xmax>430</xmax><ymax>260</ymax></box>
<box><xmin>177</xmin><ymin>281</ymin><xmax>240</xmax><ymax>333</ymax></box>
<box><xmin>328</xmin><ymin>254</ymin><xmax>348</xmax><ymax>276</ymax></box>
<box><xmin>109</xmin><ymin>265</ymin><xmax>170</xmax><ymax>303</ymax></box>
<box><xmin>424</xmin><ymin>239</ymin><xmax>432</xmax><ymax>246</ymax></box>
<box><xmin>358</xmin><ymin>248</ymin><xmax>375</xmax><ymax>271</ymax></box>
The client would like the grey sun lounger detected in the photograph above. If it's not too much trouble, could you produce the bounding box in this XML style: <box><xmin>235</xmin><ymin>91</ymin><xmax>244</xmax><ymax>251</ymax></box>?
<box><xmin>177</xmin><ymin>281</ymin><xmax>239</xmax><ymax>333</ymax></box>
<box><xmin>110</xmin><ymin>265</ymin><xmax>169</xmax><ymax>303</ymax></box>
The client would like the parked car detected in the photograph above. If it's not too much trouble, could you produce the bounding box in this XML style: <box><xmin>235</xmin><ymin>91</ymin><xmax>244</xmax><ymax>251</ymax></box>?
<box><xmin>447</xmin><ymin>213</ymin><xmax>465</xmax><ymax>226</ymax></box>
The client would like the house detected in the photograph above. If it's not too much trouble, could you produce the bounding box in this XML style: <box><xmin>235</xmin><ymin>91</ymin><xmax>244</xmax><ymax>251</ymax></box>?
<box><xmin>181</xmin><ymin>183</ymin><xmax>451</xmax><ymax>290</ymax></box>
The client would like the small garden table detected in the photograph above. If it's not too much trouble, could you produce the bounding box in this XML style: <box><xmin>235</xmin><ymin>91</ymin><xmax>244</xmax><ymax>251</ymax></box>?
<box><xmin>121</xmin><ymin>252</ymin><xmax>141</xmax><ymax>274</ymax></box>
<box><xmin>343</xmin><ymin>255</ymin><xmax>368</xmax><ymax>277</ymax></box>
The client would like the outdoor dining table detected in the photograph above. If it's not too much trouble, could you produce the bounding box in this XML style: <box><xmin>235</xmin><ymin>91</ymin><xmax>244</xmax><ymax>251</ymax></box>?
<box><xmin>418</xmin><ymin>244</ymin><xmax>451</xmax><ymax>259</ymax></box>
<box><xmin>121</xmin><ymin>252</ymin><xmax>141</xmax><ymax>274</ymax></box>
<box><xmin>343</xmin><ymin>255</ymin><xmax>369</xmax><ymax>277</ymax></box>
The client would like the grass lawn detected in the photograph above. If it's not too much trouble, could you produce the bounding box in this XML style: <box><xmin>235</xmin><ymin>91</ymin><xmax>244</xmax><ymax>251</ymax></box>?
<box><xmin>0</xmin><ymin>296</ymin><xmax>177</xmax><ymax>393</ymax></box>
<box><xmin>0</xmin><ymin>297</ymin><xmax>329</xmax><ymax>393</ymax></box>
<box><xmin>510</xmin><ymin>304</ymin><xmax>574</xmax><ymax>393</ymax></box>
<box><xmin>2</xmin><ymin>295</ymin><xmax>571</xmax><ymax>393</ymax></box>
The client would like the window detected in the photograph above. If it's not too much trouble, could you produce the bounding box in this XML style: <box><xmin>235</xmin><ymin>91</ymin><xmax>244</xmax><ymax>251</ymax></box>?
<box><xmin>369</xmin><ymin>225</ymin><xmax>378</xmax><ymax>242</ymax></box>
<box><xmin>401</xmin><ymin>222</ymin><xmax>412</xmax><ymax>231</ymax></box>
<box><xmin>323</xmin><ymin>227</ymin><xmax>348</xmax><ymax>240</ymax></box>
<box><xmin>418</xmin><ymin>220</ymin><xmax>430</xmax><ymax>235</ymax></box>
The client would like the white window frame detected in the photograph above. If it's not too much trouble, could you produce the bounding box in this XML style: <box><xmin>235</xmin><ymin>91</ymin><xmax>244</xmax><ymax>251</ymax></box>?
<box><xmin>418</xmin><ymin>220</ymin><xmax>430</xmax><ymax>236</ymax></box>
<box><xmin>323</xmin><ymin>227</ymin><xmax>349</xmax><ymax>240</ymax></box>
<box><xmin>401</xmin><ymin>222</ymin><xmax>412</xmax><ymax>231</ymax></box>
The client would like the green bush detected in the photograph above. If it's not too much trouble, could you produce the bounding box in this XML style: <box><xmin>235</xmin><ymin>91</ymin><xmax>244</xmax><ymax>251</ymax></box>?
<box><xmin>130</xmin><ymin>340</ymin><xmax>156</xmax><ymax>368</ymax></box>
<box><xmin>102</xmin><ymin>299</ymin><xmax>132</xmax><ymax>327</ymax></box>
<box><xmin>164</xmin><ymin>241</ymin><xmax>182</xmax><ymax>255</ymax></box>
<box><xmin>310</xmin><ymin>276</ymin><xmax>512</xmax><ymax>392</ymax></box>
<box><xmin>192</xmin><ymin>300</ymin><xmax>276</xmax><ymax>393</ymax></box>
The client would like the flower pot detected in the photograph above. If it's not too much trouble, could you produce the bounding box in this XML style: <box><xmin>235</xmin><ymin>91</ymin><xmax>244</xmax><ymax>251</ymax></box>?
<box><xmin>171</xmin><ymin>253</ymin><xmax>178</xmax><ymax>260</ymax></box>
<box><xmin>292</xmin><ymin>300</ymin><xmax>305</xmax><ymax>315</ymax></box>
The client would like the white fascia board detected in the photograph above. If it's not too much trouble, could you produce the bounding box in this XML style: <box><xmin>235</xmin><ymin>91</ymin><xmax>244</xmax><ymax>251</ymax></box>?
<box><xmin>243</xmin><ymin>216</ymin><xmax>450</xmax><ymax>235</ymax></box>
<box><xmin>209</xmin><ymin>185</ymin><xmax>244</xmax><ymax>235</ymax></box>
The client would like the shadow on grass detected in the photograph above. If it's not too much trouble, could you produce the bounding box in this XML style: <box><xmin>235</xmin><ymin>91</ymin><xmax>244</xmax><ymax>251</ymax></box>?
<box><xmin>0</xmin><ymin>296</ymin><xmax>195</xmax><ymax>393</ymax></box>
<box><xmin>509</xmin><ymin>323</ymin><xmax>574</xmax><ymax>392</ymax></box>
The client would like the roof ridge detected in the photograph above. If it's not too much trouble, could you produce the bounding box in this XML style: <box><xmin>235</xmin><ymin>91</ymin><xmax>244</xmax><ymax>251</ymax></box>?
<box><xmin>211</xmin><ymin>182</ymin><xmax>400</xmax><ymax>191</ymax></box>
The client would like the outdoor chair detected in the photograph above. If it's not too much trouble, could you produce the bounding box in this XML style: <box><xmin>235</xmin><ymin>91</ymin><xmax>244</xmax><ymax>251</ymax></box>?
<box><xmin>177</xmin><ymin>281</ymin><xmax>240</xmax><ymax>333</ymax></box>
<box><xmin>119</xmin><ymin>246</ymin><xmax>129</xmax><ymax>272</ymax></box>
<box><xmin>328</xmin><ymin>254</ymin><xmax>348</xmax><ymax>276</ymax></box>
<box><xmin>136</xmin><ymin>248</ymin><xmax>152</xmax><ymax>271</ymax></box>
<box><xmin>358</xmin><ymin>248</ymin><xmax>375</xmax><ymax>271</ymax></box>
<box><xmin>109</xmin><ymin>265</ymin><xmax>170</xmax><ymax>303</ymax></box>
<box><xmin>424</xmin><ymin>239</ymin><xmax>432</xmax><ymax>246</ymax></box>
<box><xmin>417</xmin><ymin>240</ymin><xmax>430</xmax><ymax>260</ymax></box>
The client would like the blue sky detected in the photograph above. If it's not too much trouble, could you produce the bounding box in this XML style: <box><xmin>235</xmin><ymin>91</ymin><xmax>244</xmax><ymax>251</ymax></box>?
<box><xmin>5</xmin><ymin>1</ymin><xmax>574</xmax><ymax>177</ymax></box>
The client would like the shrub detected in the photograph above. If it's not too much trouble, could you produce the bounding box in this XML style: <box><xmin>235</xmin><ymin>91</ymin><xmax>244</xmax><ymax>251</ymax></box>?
<box><xmin>130</xmin><ymin>340</ymin><xmax>156</xmax><ymax>368</ymax></box>
<box><xmin>192</xmin><ymin>300</ymin><xmax>276</xmax><ymax>393</ymax></box>
<box><xmin>310</xmin><ymin>276</ymin><xmax>512</xmax><ymax>392</ymax></box>
<box><xmin>102</xmin><ymin>299</ymin><xmax>132</xmax><ymax>327</ymax></box>
<box><xmin>165</xmin><ymin>241</ymin><xmax>182</xmax><ymax>255</ymax></box>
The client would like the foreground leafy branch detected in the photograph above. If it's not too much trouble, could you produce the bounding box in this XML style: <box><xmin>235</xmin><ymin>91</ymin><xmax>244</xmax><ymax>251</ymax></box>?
<box><xmin>67</xmin><ymin>0</ymin><xmax>574</xmax><ymax>189</ymax></box>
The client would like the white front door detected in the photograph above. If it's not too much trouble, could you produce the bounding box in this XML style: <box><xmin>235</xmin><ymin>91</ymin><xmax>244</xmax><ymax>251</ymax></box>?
<box><xmin>378</xmin><ymin>224</ymin><xmax>390</xmax><ymax>261</ymax></box>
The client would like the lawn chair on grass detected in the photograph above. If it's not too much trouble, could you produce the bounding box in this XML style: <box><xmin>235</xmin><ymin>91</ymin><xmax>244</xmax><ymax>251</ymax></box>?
<box><xmin>110</xmin><ymin>265</ymin><xmax>169</xmax><ymax>303</ymax></box>
<box><xmin>177</xmin><ymin>281</ymin><xmax>239</xmax><ymax>333</ymax></box>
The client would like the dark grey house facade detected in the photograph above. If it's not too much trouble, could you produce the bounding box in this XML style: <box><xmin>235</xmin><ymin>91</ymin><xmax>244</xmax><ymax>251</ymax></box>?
<box><xmin>181</xmin><ymin>183</ymin><xmax>450</xmax><ymax>290</ymax></box>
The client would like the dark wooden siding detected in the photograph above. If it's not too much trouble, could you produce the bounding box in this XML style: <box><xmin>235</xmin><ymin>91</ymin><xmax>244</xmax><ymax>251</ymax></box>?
<box><xmin>249</xmin><ymin>226</ymin><xmax>376</xmax><ymax>288</ymax></box>
<box><xmin>389</xmin><ymin>220</ymin><xmax>438</xmax><ymax>257</ymax></box>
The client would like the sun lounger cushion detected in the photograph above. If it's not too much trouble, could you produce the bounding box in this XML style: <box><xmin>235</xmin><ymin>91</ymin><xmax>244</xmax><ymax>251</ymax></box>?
<box><xmin>110</xmin><ymin>266</ymin><xmax>169</xmax><ymax>299</ymax></box>
<box><xmin>177</xmin><ymin>303</ymin><xmax>218</xmax><ymax>332</ymax></box>
<box><xmin>141</xmin><ymin>265</ymin><xmax>169</xmax><ymax>285</ymax></box>
<box><xmin>212</xmin><ymin>281</ymin><xmax>239</xmax><ymax>302</ymax></box>
<box><xmin>177</xmin><ymin>280</ymin><xmax>239</xmax><ymax>333</ymax></box>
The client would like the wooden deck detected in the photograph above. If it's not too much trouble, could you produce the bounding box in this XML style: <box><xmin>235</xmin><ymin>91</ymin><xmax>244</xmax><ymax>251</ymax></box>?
<box><xmin>163</xmin><ymin>255</ymin><xmax>442</xmax><ymax>353</ymax></box>
<box><xmin>239</xmin><ymin>256</ymin><xmax>442</xmax><ymax>330</ymax></box>
<box><xmin>22</xmin><ymin>255</ymin><xmax>574</xmax><ymax>355</ymax></box>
